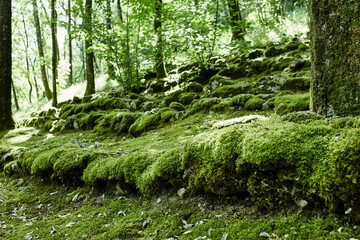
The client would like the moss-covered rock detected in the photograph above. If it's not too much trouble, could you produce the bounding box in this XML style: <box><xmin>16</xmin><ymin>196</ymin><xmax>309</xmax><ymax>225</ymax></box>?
<box><xmin>128</xmin><ymin>108</ymin><xmax>176</xmax><ymax>136</ymax></box>
<box><xmin>244</xmin><ymin>97</ymin><xmax>265</xmax><ymax>110</ymax></box>
<box><xmin>93</xmin><ymin>110</ymin><xmax>140</xmax><ymax>135</ymax></box>
<box><xmin>288</xmin><ymin>58</ymin><xmax>311</xmax><ymax>72</ymax></box>
<box><xmin>208</xmin><ymin>75</ymin><xmax>234</xmax><ymax>91</ymax></box>
<box><xmin>265</xmin><ymin>45</ymin><xmax>286</xmax><ymax>57</ymax></box>
<box><xmin>211</xmin><ymin>84</ymin><xmax>248</xmax><ymax>98</ymax></box>
<box><xmin>178</xmin><ymin>92</ymin><xmax>198</xmax><ymax>105</ymax></box>
<box><xmin>185</xmin><ymin>82</ymin><xmax>203</xmax><ymax>93</ymax></box>
<box><xmin>83</xmin><ymin>148</ymin><xmax>184</xmax><ymax>195</ymax></box>
<box><xmin>165</xmin><ymin>90</ymin><xmax>184</xmax><ymax>106</ymax></box>
<box><xmin>281</xmin><ymin>77</ymin><xmax>310</xmax><ymax>91</ymax></box>
<box><xmin>183</xmin><ymin>98</ymin><xmax>221</xmax><ymax>118</ymax></box>
<box><xmin>169</xmin><ymin>102</ymin><xmax>185</xmax><ymax>111</ymax></box>
<box><xmin>250</xmin><ymin>58</ymin><xmax>270</xmax><ymax>74</ymax></box>
<box><xmin>248</xmin><ymin>49</ymin><xmax>264</xmax><ymax>59</ymax></box>
<box><xmin>230</xmin><ymin>94</ymin><xmax>256</xmax><ymax>107</ymax></box>
<box><xmin>183</xmin><ymin>125</ymin><xmax>245</xmax><ymax>195</ymax></box>
<box><xmin>283</xmin><ymin>40</ymin><xmax>302</xmax><ymax>52</ymax></box>
<box><xmin>268</xmin><ymin>57</ymin><xmax>293</xmax><ymax>72</ymax></box>
<box><xmin>274</xmin><ymin>93</ymin><xmax>310</xmax><ymax>115</ymax></box>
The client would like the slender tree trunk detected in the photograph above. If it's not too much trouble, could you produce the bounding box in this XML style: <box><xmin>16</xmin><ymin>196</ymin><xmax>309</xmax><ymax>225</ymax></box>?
<box><xmin>125</xmin><ymin>4</ymin><xmax>132</xmax><ymax>91</ymax></box>
<box><xmin>135</xmin><ymin>19</ymin><xmax>141</xmax><ymax>84</ymax></box>
<box><xmin>154</xmin><ymin>0</ymin><xmax>167</xmax><ymax>79</ymax></box>
<box><xmin>51</xmin><ymin>0</ymin><xmax>58</xmax><ymax>107</ymax></box>
<box><xmin>227</xmin><ymin>0</ymin><xmax>245</xmax><ymax>41</ymax></box>
<box><xmin>11</xmin><ymin>80</ymin><xmax>20</xmax><ymax>111</ymax></box>
<box><xmin>106</xmin><ymin>0</ymin><xmax>115</xmax><ymax>77</ymax></box>
<box><xmin>209</xmin><ymin>0</ymin><xmax>219</xmax><ymax>60</ymax></box>
<box><xmin>22</xmin><ymin>16</ymin><xmax>33</xmax><ymax>103</ymax></box>
<box><xmin>194</xmin><ymin>0</ymin><xmax>199</xmax><ymax>8</ymax></box>
<box><xmin>116</xmin><ymin>0</ymin><xmax>123</xmax><ymax>22</ymax></box>
<box><xmin>84</xmin><ymin>0</ymin><xmax>95</xmax><ymax>96</ymax></box>
<box><xmin>68</xmin><ymin>0</ymin><xmax>73</xmax><ymax>86</ymax></box>
<box><xmin>31</xmin><ymin>59</ymin><xmax>40</xmax><ymax>100</ymax></box>
<box><xmin>0</xmin><ymin>0</ymin><xmax>15</xmax><ymax>130</ymax></box>
<box><xmin>32</xmin><ymin>0</ymin><xmax>53</xmax><ymax>100</ymax></box>
<box><xmin>310</xmin><ymin>0</ymin><xmax>360</xmax><ymax>117</ymax></box>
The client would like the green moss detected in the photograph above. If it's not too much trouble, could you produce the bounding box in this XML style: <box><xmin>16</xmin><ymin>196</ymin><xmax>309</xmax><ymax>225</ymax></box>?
<box><xmin>248</xmin><ymin>49</ymin><xmax>264</xmax><ymax>59</ymax></box>
<box><xmin>281</xmin><ymin>77</ymin><xmax>310</xmax><ymax>91</ymax></box>
<box><xmin>93</xmin><ymin>110</ymin><xmax>140</xmax><ymax>135</ymax></box>
<box><xmin>268</xmin><ymin>57</ymin><xmax>293</xmax><ymax>72</ymax></box>
<box><xmin>169</xmin><ymin>102</ymin><xmax>185</xmax><ymax>111</ymax></box>
<box><xmin>230</xmin><ymin>94</ymin><xmax>256</xmax><ymax>106</ymax></box>
<box><xmin>178</xmin><ymin>92</ymin><xmax>198</xmax><ymax>105</ymax></box>
<box><xmin>183</xmin><ymin>98</ymin><xmax>221</xmax><ymax>118</ymax></box>
<box><xmin>165</xmin><ymin>90</ymin><xmax>184</xmax><ymax>106</ymax></box>
<box><xmin>185</xmin><ymin>82</ymin><xmax>203</xmax><ymax>93</ymax></box>
<box><xmin>211</xmin><ymin>98</ymin><xmax>232</xmax><ymax>112</ymax></box>
<box><xmin>137</xmin><ymin>148</ymin><xmax>184</xmax><ymax>195</ymax></box>
<box><xmin>208</xmin><ymin>74</ymin><xmax>235</xmax><ymax>91</ymax></box>
<box><xmin>83</xmin><ymin>148</ymin><xmax>184</xmax><ymax>195</ymax></box>
<box><xmin>265</xmin><ymin>45</ymin><xmax>285</xmax><ymax>57</ymax></box>
<box><xmin>128</xmin><ymin>108</ymin><xmax>176</xmax><ymax>136</ymax></box>
<box><xmin>182</xmin><ymin>125</ymin><xmax>245</xmax><ymax>195</ymax></box>
<box><xmin>211</xmin><ymin>84</ymin><xmax>246</xmax><ymax>98</ymax></box>
<box><xmin>250</xmin><ymin>58</ymin><xmax>270</xmax><ymax>74</ymax></box>
<box><xmin>244</xmin><ymin>97</ymin><xmax>265</xmax><ymax>110</ymax></box>
<box><xmin>283</xmin><ymin>40</ymin><xmax>302</xmax><ymax>52</ymax></box>
<box><xmin>274</xmin><ymin>93</ymin><xmax>310</xmax><ymax>115</ymax></box>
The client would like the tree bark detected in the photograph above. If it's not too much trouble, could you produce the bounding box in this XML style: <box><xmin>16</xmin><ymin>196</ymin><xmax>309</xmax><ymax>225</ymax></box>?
<box><xmin>32</xmin><ymin>0</ymin><xmax>53</xmax><ymax>100</ymax></box>
<box><xmin>106</xmin><ymin>0</ymin><xmax>115</xmax><ymax>77</ymax></box>
<box><xmin>84</xmin><ymin>0</ymin><xmax>95</xmax><ymax>96</ymax></box>
<box><xmin>0</xmin><ymin>0</ymin><xmax>15</xmax><ymax>130</ymax></box>
<box><xmin>22</xmin><ymin>15</ymin><xmax>33</xmax><ymax>103</ymax></box>
<box><xmin>310</xmin><ymin>0</ymin><xmax>360</xmax><ymax>117</ymax></box>
<box><xmin>51</xmin><ymin>0</ymin><xmax>58</xmax><ymax>107</ymax></box>
<box><xmin>30</xmin><ymin>58</ymin><xmax>40</xmax><ymax>100</ymax></box>
<box><xmin>11</xmin><ymin>80</ymin><xmax>20</xmax><ymax>111</ymax></box>
<box><xmin>116</xmin><ymin>0</ymin><xmax>123</xmax><ymax>22</ymax></box>
<box><xmin>154</xmin><ymin>0</ymin><xmax>167</xmax><ymax>79</ymax></box>
<box><xmin>68</xmin><ymin>0</ymin><xmax>73</xmax><ymax>86</ymax></box>
<box><xmin>226</xmin><ymin>0</ymin><xmax>245</xmax><ymax>42</ymax></box>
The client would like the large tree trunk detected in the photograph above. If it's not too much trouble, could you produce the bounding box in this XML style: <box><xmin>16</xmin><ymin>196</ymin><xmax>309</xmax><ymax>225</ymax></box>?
<box><xmin>51</xmin><ymin>0</ymin><xmax>58</xmax><ymax>107</ymax></box>
<box><xmin>310</xmin><ymin>0</ymin><xmax>360</xmax><ymax>117</ymax></box>
<box><xmin>0</xmin><ymin>0</ymin><xmax>15</xmax><ymax>131</ymax></box>
<box><xmin>226</xmin><ymin>0</ymin><xmax>245</xmax><ymax>42</ymax></box>
<box><xmin>32</xmin><ymin>0</ymin><xmax>53</xmax><ymax>100</ymax></box>
<box><xmin>68</xmin><ymin>0</ymin><xmax>73</xmax><ymax>86</ymax></box>
<box><xmin>154</xmin><ymin>0</ymin><xmax>167</xmax><ymax>79</ymax></box>
<box><xmin>84</xmin><ymin>0</ymin><xmax>95</xmax><ymax>96</ymax></box>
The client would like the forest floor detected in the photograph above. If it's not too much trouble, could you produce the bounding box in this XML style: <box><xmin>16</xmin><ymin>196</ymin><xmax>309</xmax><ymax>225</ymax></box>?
<box><xmin>2</xmin><ymin>40</ymin><xmax>360</xmax><ymax>239</ymax></box>
<box><xmin>1</xmin><ymin>120</ymin><xmax>360</xmax><ymax>239</ymax></box>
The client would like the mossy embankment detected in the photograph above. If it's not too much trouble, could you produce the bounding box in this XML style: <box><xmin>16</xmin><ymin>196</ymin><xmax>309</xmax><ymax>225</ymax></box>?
<box><xmin>1</xmin><ymin>38</ymin><xmax>360</xmax><ymax>238</ymax></box>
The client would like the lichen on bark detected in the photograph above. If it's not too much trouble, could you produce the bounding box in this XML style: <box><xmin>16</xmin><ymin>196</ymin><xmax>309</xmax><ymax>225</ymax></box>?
<box><xmin>310</xmin><ymin>0</ymin><xmax>360</xmax><ymax>116</ymax></box>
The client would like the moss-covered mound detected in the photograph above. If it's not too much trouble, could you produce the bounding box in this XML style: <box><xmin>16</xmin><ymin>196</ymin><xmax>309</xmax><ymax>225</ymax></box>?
<box><xmin>6</xmin><ymin>116</ymin><xmax>360</xmax><ymax>221</ymax></box>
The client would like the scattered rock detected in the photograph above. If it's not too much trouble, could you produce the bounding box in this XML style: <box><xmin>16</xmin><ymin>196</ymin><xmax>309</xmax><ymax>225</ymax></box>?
<box><xmin>212</xmin><ymin>115</ymin><xmax>269</xmax><ymax>129</ymax></box>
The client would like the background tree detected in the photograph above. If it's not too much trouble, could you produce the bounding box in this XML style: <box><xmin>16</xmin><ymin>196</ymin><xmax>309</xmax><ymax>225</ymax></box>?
<box><xmin>84</xmin><ymin>0</ymin><xmax>95</xmax><ymax>96</ymax></box>
<box><xmin>0</xmin><ymin>0</ymin><xmax>15</xmax><ymax>131</ymax></box>
<box><xmin>51</xmin><ymin>0</ymin><xmax>58</xmax><ymax>107</ymax></box>
<box><xmin>227</xmin><ymin>0</ymin><xmax>245</xmax><ymax>41</ymax></box>
<box><xmin>32</xmin><ymin>0</ymin><xmax>53</xmax><ymax>100</ymax></box>
<box><xmin>154</xmin><ymin>0</ymin><xmax>167</xmax><ymax>79</ymax></box>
